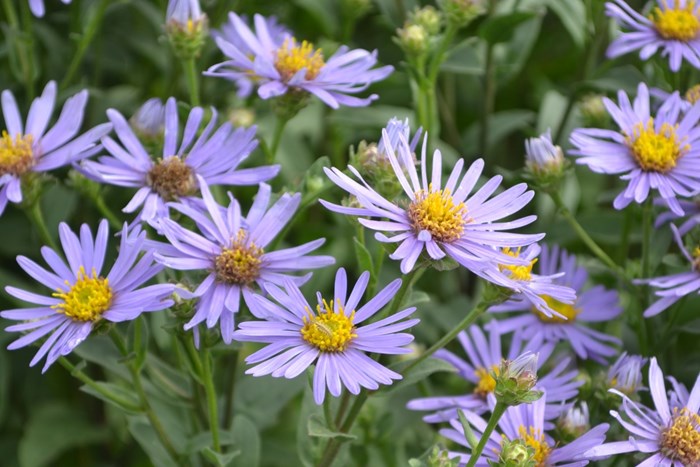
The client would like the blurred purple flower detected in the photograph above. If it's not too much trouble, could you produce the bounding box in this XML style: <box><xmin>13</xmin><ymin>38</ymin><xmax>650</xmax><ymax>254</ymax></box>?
<box><xmin>606</xmin><ymin>352</ymin><xmax>647</xmax><ymax>395</ymax></box>
<box><xmin>28</xmin><ymin>0</ymin><xmax>71</xmax><ymax>17</ymax></box>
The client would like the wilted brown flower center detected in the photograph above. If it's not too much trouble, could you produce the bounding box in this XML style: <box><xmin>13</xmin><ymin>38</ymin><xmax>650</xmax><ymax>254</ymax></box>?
<box><xmin>147</xmin><ymin>156</ymin><xmax>196</xmax><ymax>200</ymax></box>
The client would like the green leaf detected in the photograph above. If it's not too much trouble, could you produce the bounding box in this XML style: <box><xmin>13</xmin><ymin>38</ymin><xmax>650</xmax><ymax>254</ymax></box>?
<box><xmin>584</xmin><ymin>65</ymin><xmax>646</xmax><ymax>94</ymax></box>
<box><xmin>353</xmin><ymin>237</ymin><xmax>375</xmax><ymax>278</ymax></box>
<box><xmin>440</xmin><ymin>39</ymin><xmax>482</xmax><ymax>75</ymax></box>
<box><xmin>544</xmin><ymin>0</ymin><xmax>586</xmax><ymax>47</ymax></box>
<box><xmin>80</xmin><ymin>381</ymin><xmax>141</xmax><ymax>413</ymax></box>
<box><xmin>457</xmin><ymin>410</ymin><xmax>478</xmax><ymax>449</ymax></box>
<box><xmin>231</xmin><ymin>414</ymin><xmax>261</xmax><ymax>467</ymax></box>
<box><xmin>478</xmin><ymin>12</ymin><xmax>536</xmax><ymax>44</ymax></box>
<box><xmin>127</xmin><ymin>417</ymin><xmax>176</xmax><ymax>467</ymax></box>
<box><xmin>307</xmin><ymin>414</ymin><xmax>357</xmax><ymax>440</ymax></box>
<box><xmin>127</xmin><ymin>316</ymin><xmax>149</xmax><ymax>371</ymax></box>
<box><xmin>383</xmin><ymin>358</ymin><xmax>457</xmax><ymax>393</ymax></box>
<box><xmin>19</xmin><ymin>403</ymin><xmax>108</xmax><ymax>467</ymax></box>
<box><xmin>202</xmin><ymin>448</ymin><xmax>241</xmax><ymax>467</ymax></box>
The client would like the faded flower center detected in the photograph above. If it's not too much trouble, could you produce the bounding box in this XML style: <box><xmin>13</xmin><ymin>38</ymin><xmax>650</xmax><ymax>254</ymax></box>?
<box><xmin>686</xmin><ymin>84</ymin><xmax>700</xmax><ymax>104</ymax></box>
<box><xmin>147</xmin><ymin>156</ymin><xmax>196</xmax><ymax>200</ymax></box>
<box><xmin>274</xmin><ymin>37</ymin><xmax>325</xmax><ymax>81</ymax></box>
<box><xmin>533</xmin><ymin>295</ymin><xmax>578</xmax><ymax>323</ymax></box>
<box><xmin>52</xmin><ymin>266</ymin><xmax>113</xmax><ymax>322</ymax></box>
<box><xmin>516</xmin><ymin>426</ymin><xmax>551</xmax><ymax>467</ymax></box>
<box><xmin>473</xmin><ymin>365</ymin><xmax>499</xmax><ymax>397</ymax></box>
<box><xmin>301</xmin><ymin>299</ymin><xmax>356</xmax><ymax>352</ymax></box>
<box><xmin>498</xmin><ymin>247</ymin><xmax>537</xmax><ymax>282</ymax></box>
<box><xmin>214</xmin><ymin>230</ymin><xmax>264</xmax><ymax>285</ymax></box>
<box><xmin>627</xmin><ymin>119</ymin><xmax>687</xmax><ymax>173</ymax></box>
<box><xmin>651</xmin><ymin>1</ymin><xmax>700</xmax><ymax>41</ymax></box>
<box><xmin>407</xmin><ymin>186</ymin><xmax>467</xmax><ymax>243</ymax></box>
<box><xmin>0</xmin><ymin>131</ymin><xmax>35</xmax><ymax>177</ymax></box>
<box><xmin>660</xmin><ymin>408</ymin><xmax>700</xmax><ymax>465</ymax></box>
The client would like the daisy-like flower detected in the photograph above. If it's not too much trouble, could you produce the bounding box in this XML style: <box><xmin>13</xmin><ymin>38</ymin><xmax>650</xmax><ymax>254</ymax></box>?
<box><xmin>585</xmin><ymin>358</ymin><xmax>700</xmax><ymax>466</ymax></box>
<box><xmin>487</xmin><ymin>244</ymin><xmax>622</xmax><ymax>362</ymax></box>
<box><xmin>655</xmin><ymin>197</ymin><xmax>700</xmax><ymax>235</ymax></box>
<box><xmin>153</xmin><ymin>180</ymin><xmax>335</xmax><ymax>344</ymax></box>
<box><xmin>406</xmin><ymin>324</ymin><xmax>582</xmax><ymax>423</ymax></box>
<box><xmin>205</xmin><ymin>13</ymin><xmax>394</xmax><ymax>108</ymax></box>
<box><xmin>570</xmin><ymin>82</ymin><xmax>700</xmax><ymax>216</ymax></box>
<box><xmin>28</xmin><ymin>0</ymin><xmax>71</xmax><ymax>17</ymax></box>
<box><xmin>211</xmin><ymin>15</ymin><xmax>290</xmax><ymax>99</ymax></box>
<box><xmin>0</xmin><ymin>81</ymin><xmax>112</xmax><ymax>216</ymax></box>
<box><xmin>0</xmin><ymin>220</ymin><xmax>175</xmax><ymax>372</ymax></box>
<box><xmin>525</xmin><ymin>129</ymin><xmax>565</xmax><ymax>174</ymax></box>
<box><xmin>80</xmin><ymin>97</ymin><xmax>279</xmax><ymax>227</ymax></box>
<box><xmin>638</xmin><ymin>224</ymin><xmax>700</xmax><ymax>317</ymax></box>
<box><xmin>321</xmin><ymin>129</ymin><xmax>544</xmax><ymax>275</ymax></box>
<box><xmin>442</xmin><ymin>393</ymin><xmax>609</xmax><ymax>466</ymax></box>
<box><xmin>607</xmin><ymin>352</ymin><xmax>647</xmax><ymax>395</ymax></box>
<box><xmin>606</xmin><ymin>0</ymin><xmax>700</xmax><ymax>72</ymax></box>
<box><xmin>233</xmin><ymin>268</ymin><xmax>419</xmax><ymax>404</ymax></box>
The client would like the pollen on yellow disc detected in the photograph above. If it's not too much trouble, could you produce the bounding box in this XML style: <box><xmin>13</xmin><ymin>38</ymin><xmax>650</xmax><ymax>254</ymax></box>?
<box><xmin>473</xmin><ymin>365</ymin><xmax>499</xmax><ymax>397</ymax></box>
<box><xmin>52</xmin><ymin>266</ymin><xmax>113</xmax><ymax>322</ymax></box>
<box><xmin>651</xmin><ymin>1</ymin><xmax>700</xmax><ymax>41</ymax></box>
<box><xmin>407</xmin><ymin>185</ymin><xmax>467</xmax><ymax>243</ymax></box>
<box><xmin>532</xmin><ymin>295</ymin><xmax>579</xmax><ymax>323</ymax></box>
<box><xmin>498</xmin><ymin>247</ymin><xmax>537</xmax><ymax>282</ymax></box>
<box><xmin>214</xmin><ymin>230</ymin><xmax>264</xmax><ymax>285</ymax></box>
<box><xmin>0</xmin><ymin>131</ymin><xmax>34</xmax><ymax>177</ymax></box>
<box><xmin>274</xmin><ymin>38</ymin><xmax>325</xmax><ymax>81</ymax></box>
<box><xmin>660</xmin><ymin>408</ymin><xmax>700</xmax><ymax>465</ymax></box>
<box><xmin>627</xmin><ymin>119</ymin><xmax>687</xmax><ymax>173</ymax></box>
<box><xmin>300</xmin><ymin>299</ymin><xmax>357</xmax><ymax>352</ymax></box>
<box><xmin>516</xmin><ymin>426</ymin><xmax>551</xmax><ymax>467</ymax></box>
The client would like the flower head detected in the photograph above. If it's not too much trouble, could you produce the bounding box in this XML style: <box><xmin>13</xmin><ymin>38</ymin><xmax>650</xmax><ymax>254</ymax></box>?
<box><xmin>488</xmin><ymin>244</ymin><xmax>622</xmax><ymax>362</ymax></box>
<box><xmin>28</xmin><ymin>0</ymin><xmax>71</xmax><ymax>17</ymax></box>
<box><xmin>80</xmin><ymin>97</ymin><xmax>278</xmax><ymax>227</ymax></box>
<box><xmin>130</xmin><ymin>98</ymin><xmax>165</xmax><ymax>140</ymax></box>
<box><xmin>233</xmin><ymin>268</ymin><xmax>419</xmax><ymax>404</ymax></box>
<box><xmin>0</xmin><ymin>220</ymin><xmax>175</xmax><ymax>371</ymax></box>
<box><xmin>0</xmin><ymin>81</ymin><xmax>111</xmax><ymax>216</ymax></box>
<box><xmin>637</xmin><ymin>224</ymin><xmax>700</xmax><ymax>317</ymax></box>
<box><xmin>525</xmin><ymin>130</ymin><xmax>565</xmax><ymax>175</ymax></box>
<box><xmin>585</xmin><ymin>358</ymin><xmax>700</xmax><ymax>466</ymax></box>
<box><xmin>153</xmin><ymin>181</ymin><xmax>334</xmax><ymax>344</ymax></box>
<box><xmin>570</xmin><ymin>83</ymin><xmax>700</xmax><ymax>216</ymax></box>
<box><xmin>206</xmin><ymin>13</ymin><xmax>393</xmax><ymax>109</ymax></box>
<box><xmin>607</xmin><ymin>352</ymin><xmax>647</xmax><ymax>395</ymax></box>
<box><xmin>406</xmin><ymin>324</ymin><xmax>582</xmax><ymax>422</ymax></box>
<box><xmin>606</xmin><ymin>0</ymin><xmax>700</xmax><ymax>72</ymax></box>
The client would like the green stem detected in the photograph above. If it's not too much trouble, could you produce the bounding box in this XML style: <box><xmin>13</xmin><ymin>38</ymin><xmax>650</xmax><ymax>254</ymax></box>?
<box><xmin>479</xmin><ymin>2</ymin><xmax>497</xmax><ymax>155</ymax></box>
<box><xmin>423</xmin><ymin>25</ymin><xmax>457</xmax><ymax>139</ymax></box>
<box><xmin>18</xmin><ymin>0</ymin><xmax>36</xmax><ymax>99</ymax></box>
<box><xmin>61</xmin><ymin>0</ymin><xmax>109</xmax><ymax>89</ymax></box>
<box><xmin>549</xmin><ymin>191</ymin><xmax>629</xmax><ymax>285</ymax></box>
<box><xmin>2</xmin><ymin>0</ymin><xmax>35</xmax><ymax>97</ymax></box>
<box><xmin>465</xmin><ymin>401</ymin><xmax>507</xmax><ymax>467</ymax></box>
<box><xmin>375</xmin><ymin>267</ymin><xmax>424</xmax><ymax>322</ymax></box>
<box><xmin>323</xmin><ymin>396</ymin><xmax>336</xmax><ymax>430</ymax></box>
<box><xmin>265</xmin><ymin>116</ymin><xmax>290</xmax><ymax>164</ymax></box>
<box><xmin>222</xmin><ymin>350</ymin><xmax>239</xmax><ymax>431</ymax></box>
<box><xmin>26</xmin><ymin>201</ymin><xmax>59</xmax><ymax>251</ymax></box>
<box><xmin>333</xmin><ymin>392</ymin><xmax>351</xmax><ymax>428</ymax></box>
<box><xmin>201</xmin><ymin>350</ymin><xmax>222</xmax><ymax>453</ymax></box>
<box><xmin>58</xmin><ymin>357</ymin><xmax>142</xmax><ymax>412</ymax></box>
<box><xmin>317</xmin><ymin>391</ymin><xmax>368</xmax><ymax>467</ymax></box>
<box><xmin>92</xmin><ymin>192</ymin><xmax>123</xmax><ymax>230</ymax></box>
<box><xmin>638</xmin><ymin>200</ymin><xmax>653</xmax><ymax>354</ymax></box>
<box><xmin>183</xmin><ymin>57</ymin><xmax>201</xmax><ymax>106</ymax></box>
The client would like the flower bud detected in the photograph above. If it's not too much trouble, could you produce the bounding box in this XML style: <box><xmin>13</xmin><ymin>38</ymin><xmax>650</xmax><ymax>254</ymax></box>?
<box><xmin>166</xmin><ymin>0</ymin><xmax>208</xmax><ymax>59</ymax></box>
<box><xmin>410</xmin><ymin>6</ymin><xmax>443</xmax><ymax>35</ymax></box>
<box><xmin>130</xmin><ymin>98</ymin><xmax>165</xmax><ymax>139</ymax></box>
<box><xmin>229</xmin><ymin>108</ymin><xmax>256</xmax><ymax>128</ymax></box>
<box><xmin>397</xmin><ymin>24</ymin><xmax>429</xmax><ymax>56</ymax></box>
<box><xmin>438</xmin><ymin>0</ymin><xmax>485</xmax><ymax>27</ymax></box>
<box><xmin>557</xmin><ymin>403</ymin><xmax>590</xmax><ymax>441</ymax></box>
<box><xmin>493</xmin><ymin>438</ymin><xmax>536</xmax><ymax>467</ymax></box>
<box><xmin>606</xmin><ymin>352</ymin><xmax>646</xmax><ymax>395</ymax></box>
<box><xmin>494</xmin><ymin>352</ymin><xmax>542</xmax><ymax>406</ymax></box>
<box><xmin>685</xmin><ymin>84</ymin><xmax>700</xmax><ymax>105</ymax></box>
<box><xmin>579</xmin><ymin>94</ymin><xmax>609</xmax><ymax>128</ymax></box>
<box><xmin>524</xmin><ymin>130</ymin><xmax>568</xmax><ymax>193</ymax></box>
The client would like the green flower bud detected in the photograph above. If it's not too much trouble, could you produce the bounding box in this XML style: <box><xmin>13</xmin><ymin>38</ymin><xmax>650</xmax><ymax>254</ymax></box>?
<box><xmin>579</xmin><ymin>94</ymin><xmax>609</xmax><ymax>128</ymax></box>
<box><xmin>438</xmin><ymin>0</ymin><xmax>485</xmax><ymax>27</ymax></box>
<box><xmin>229</xmin><ymin>108</ymin><xmax>256</xmax><ymax>128</ymax></box>
<box><xmin>490</xmin><ymin>439</ymin><xmax>536</xmax><ymax>467</ymax></box>
<box><xmin>494</xmin><ymin>352</ymin><xmax>543</xmax><ymax>406</ymax></box>
<box><xmin>410</xmin><ymin>6</ymin><xmax>443</xmax><ymax>35</ymax></box>
<box><xmin>397</xmin><ymin>24</ymin><xmax>429</xmax><ymax>56</ymax></box>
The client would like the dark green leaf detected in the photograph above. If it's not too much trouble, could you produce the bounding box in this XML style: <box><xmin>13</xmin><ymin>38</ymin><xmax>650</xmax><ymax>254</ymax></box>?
<box><xmin>478</xmin><ymin>12</ymin><xmax>536</xmax><ymax>44</ymax></box>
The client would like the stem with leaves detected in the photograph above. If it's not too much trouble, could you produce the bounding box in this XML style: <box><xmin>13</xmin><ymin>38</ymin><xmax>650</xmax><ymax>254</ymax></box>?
<box><xmin>201</xmin><ymin>349</ymin><xmax>222</xmax><ymax>453</ymax></box>
<box><xmin>464</xmin><ymin>401</ymin><xmax>507</xmax><ymax>467</ymax></box>
<box><xmin>61</xmin><ymin>0</ymin><xmax>109</xmax><ymax>89</ymax></box>
<box><xmin>25</xmin><ymin>200</ymin><xmax>58</xmax><ymax>251</ymax></box>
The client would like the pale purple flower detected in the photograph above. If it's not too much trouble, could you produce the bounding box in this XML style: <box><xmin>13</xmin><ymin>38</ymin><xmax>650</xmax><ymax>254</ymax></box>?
<box><xmin>442</xmin><ymin>393</ymin><xmax>609</xmax><ymax>466</ymax></box>
<box><xmin>28</xmin><ymin>0</ymin><xmax>71</xmax><ymax>17</ymax></box>
<box><xmin>585</xmin><ymin>357</ymin><xmax>700</xmax><ymax>466</ymax></box>
<box><xmin>80</xmin><ymin>97</ymin><xmax>279</xmax><ymax>227</ymax></box>
<box><xmin>0</xmin><ymin>81</ymin><xmax>111</xmax><ymax>216</ymax></box>
<box><xmin>129</xmin><ymin>98</ymin><xmax>165</xmax><ymax>139</ymax></box>
<box><xmin>570</xmin><ymin>82</ymin><xmax>700</xmax><ymax>216</ymax></box>
<box><xmin>166</xmin><ymin>0</ymin><xmax>204</xmax><ymax>25</ymax></box>
<box><xmin>606</xmin><ymin>0</ymin><xmax>700</xmax><ymax>72</ymax></box>
<box><xmin>377</xmin><ymin>117</ymin><xmax>423</xmax><ymax>157</ymax></box>
<box><xmin>525</xmin><ymin>129</ymin><xmax>564</xmax><ymax>171</ymax></box>
<box><xmin>637</xmin><ymin>224</ymin><xmax>700</xmax><ymax>317</ymax></box>
<box><xmin>233</xmin><ymin>268</ymin><xmax>419</xmax><ymax>404</ymax></box>
<box><xmin>487</xmin><ymin>244</ymin><xmax>622</xmax><ymax>362</ymax></box>
<box><xmin>0</xmin><ymin>220</ymin><xmax>175</xmax><ymax>372</ymax></box>
<box><xmin>205</xmin><ymin>13</ymin><xmax>394</xmax><ymax>108</ymax></box>
<box><xmin>406</xmin><ymin>324</ymin><xmax>582</xmax><ymax>423</ymax></box>
<box><xmin>153</xmin><ymin>180</ymin><xmax>334</xmax><ymax>344</ymax></box>
<box><xmin>655</xmin><ymin>197</ymin><xmax>700</xmax><ymax>235</ymax></box>
<box><xmin>607</xmin><ymin>352</ymin><xmax>647</xmax><ymax>395</ymax></box>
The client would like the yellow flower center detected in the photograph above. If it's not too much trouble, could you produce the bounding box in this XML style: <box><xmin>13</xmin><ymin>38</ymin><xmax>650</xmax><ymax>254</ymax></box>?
<box><xmin>301</xmin><ymin>299</ymin><xmax>357</xmax><ymax>352</ymax></box>
<box><xmin>407</xmin><ymin>186</ymin><xmax>467</xmax><ymax>243</ymax></box>
<box><xmin>498</xmin><ymin>247</ymin><xmax>537</xmax><ymax>282</ymax></box>
<box><xmin>52</xmin><ymin>266</ymin><xmax>113</xmax><ymax>322</ymax></box>
<box><xmin>147</xmin><ymin>156</ymin><xmax>196</xmax><ymax>200</ymax></box>
<box><xmin>660</xmin><ymin>408</ymin><xmax>700</xmax><ymax>465</ymax></box>
<box><xmin>214</xmin><ymin>230</ymin><xmax>264</xmax><ymax>285</ymax></box>
<box><xmin>532</xmin><ymin>295</ymin><xmax>579</xmax><ymax>323</ymax></box>
<box><xmin>0</xmin><ymin>131</ymin><xmax>35</xmax><ymax>177</ymax></box>
<box><xmin>473</xmin><ymin>365</ymin><xmax>499</xmax><ymax>397</ymax></box>
<box><xmin>274</xmin><ymin>38</ymin><xmax>325</xmax><ymax>82</ymax></box>
<box><xmin>651</xmin><ymin>1</ymin><xmax>700</xmax><ymax>41</ymax></box>
<box><xmin>626</xmin><ymin>119</ymin><xmax>688</xmax><ymax>173</ymax></box>
<box><xmin>685</xmin><ymin>84</ymin><xmax>700</xmax><ymax>104</ymax></box>
<box><xmin>516</xmin><ymin>426</ymin><xmax>551</xmax><ymax>467</ymax></box>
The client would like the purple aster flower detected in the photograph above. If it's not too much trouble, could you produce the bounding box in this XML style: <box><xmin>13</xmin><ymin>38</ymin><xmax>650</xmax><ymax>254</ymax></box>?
<box><xmin>442</xmin><ymin>393</ymin><xmax>609</xmax><ymax>466</ymax></box>
<box><xmin>607</xmin><ymin>352</ymin><xmax>647</xmax><ymax>395</ymax></box>
<box><xmin>166</xmin><ymin>0</ymin><xmax>204</xmax><ymax>26</ymax></box>
<box><xmin>407</xmin><ymin>324</ymin><xmax>582</xmax><ymax>423</ymax></box>
<box><xmin>233</xmin><ymin>268</ymin><xmax>419</xmax><ymax>404</ymax></box>
<box><xmin>0</xmin><ymin>81</ymin><xmax>111</xmax><ymax>216</ymax></box>
<box><xmin>487</xmin><ymin>244</ymin><xmax>622</xmax><ymax>362</ymax></box>
<box><xmin>129</xmin><ymin>98</ymin><xmax>165</xmax><ymax>139</ymax></box>
<box><xmin>651</xmin><ymin>84</ymin><xmax>700</xmax><ymax>113</ymax></box>
<box><xmin>211</xmin><ymin>15</ymin><xmax>290</xmax><ymax>98</ymax></box>
<box><xmin>376</xmin><ymin>117</ymin><xmax>423</xmax><ymax>157</ymax></box>
<box><xmin>321</xmin><ymin>129</ymin><xmax>544</xmax><ymax>275</ymax></box>
<box><xmin>0</xmin><ymin>220</ymin><xmax>175</xmax><ymax>372</ymax></box>
<box><xmin>655</xmin><ymin>197</ymin><xmax>700</xmax><ymax>235</ymax></box>
<box><xmin>570</xmin><ymin>82</ymin><xmax>700</xmax><ymax>216</ymax></box>
<box><xmin>557</xmin><ymin>402</ymin><xmax>591</xmax><ymax>439</ymax></box>
<box><xmin>585</xmin><ymin>357</ymin><xmax>700</xmax><ymax>466</ymax></box>
<box><xmin>205</xmin><ymin>13</ymin><xmax>394</xmax><ymax>108</ymax></box>
<box><xmin>606</xmin><ymin>0</ymin><xmax>700</xmax><ymax>72</ymax></box>
<box><xmin>637</xmin><ymin>224</ymin><xmax>700</xmax><ymax>317</ymax></box>
<box><xmin>153</xmin><ymin>180</ymin><xmax>335</xmax><ymax>344</ymax></box>
<box><xmin>80</xmin><ymin>97</ymin><xmax>279</xmax><ymax>227</ymax></box>
<box><xmin>525</xmin><ymin>129</ymin><xmax>565</xmax><ymax>173</ymax></box>
<box><xmin>28</xmin><ymin>0</ymin><xmax>71</xmax><ymax>17</ymax></box>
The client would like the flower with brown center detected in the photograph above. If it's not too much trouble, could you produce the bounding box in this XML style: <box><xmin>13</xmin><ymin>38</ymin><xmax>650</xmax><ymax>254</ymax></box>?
<box><xmin>146</xmin><ymin>156</ymin><xmax>196</xmax><ymax>200</ymax></box>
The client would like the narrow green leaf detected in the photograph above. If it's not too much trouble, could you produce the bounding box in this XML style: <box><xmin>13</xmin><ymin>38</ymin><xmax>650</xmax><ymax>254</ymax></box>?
<box><xmin>307</xmin><ymin>414</ymin><xmax>357</xmax><ymax>440</ymax></box>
